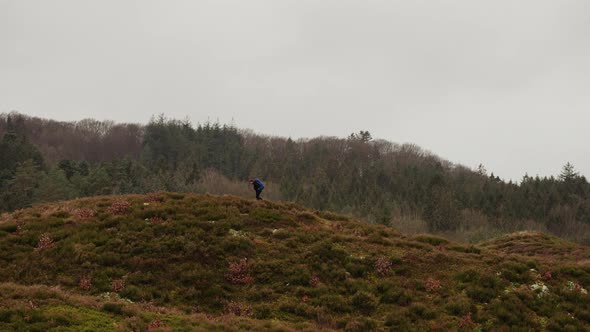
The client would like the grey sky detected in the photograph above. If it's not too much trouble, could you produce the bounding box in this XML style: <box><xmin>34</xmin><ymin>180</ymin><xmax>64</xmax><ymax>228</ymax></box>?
<box><xmin>1</xmin><ymin>1</ymin><xmax>589</xmax><ymax>181</ymax></box>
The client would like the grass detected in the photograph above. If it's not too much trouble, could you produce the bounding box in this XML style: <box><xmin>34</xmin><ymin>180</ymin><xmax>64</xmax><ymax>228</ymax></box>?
<box><xmin>0</xmin><ymin>193</ymin><xmax>589</xmax><ymax>331</ymax></box>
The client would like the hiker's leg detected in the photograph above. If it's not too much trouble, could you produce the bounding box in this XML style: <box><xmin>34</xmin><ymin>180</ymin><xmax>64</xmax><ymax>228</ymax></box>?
<box><xmin>256</xmin><ymin>189</ymin><xmax>262</xmax><ymax>200</ymax></box>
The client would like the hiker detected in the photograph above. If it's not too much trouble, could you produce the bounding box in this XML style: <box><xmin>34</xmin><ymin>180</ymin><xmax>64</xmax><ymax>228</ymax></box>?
<box><xmin>249</xmin><ymin>178</ymin><xmax>265</xmax><ymax>200</ymax></box>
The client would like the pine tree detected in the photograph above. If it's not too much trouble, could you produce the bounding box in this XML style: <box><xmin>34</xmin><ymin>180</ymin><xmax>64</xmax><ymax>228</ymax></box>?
<box><xmin>34</xmin><ymin>168</ymin><xmax>79</xmax><ymax>203</ymax></box>
<box><xmin>1</xmin><ymin>160</ymin><xmax>41</xmax><ymax>211</ymax></box>
<box><xmin>559</xmin><ymin>162</ymin><xmax>578</xmax><ymax>182</ymax></box>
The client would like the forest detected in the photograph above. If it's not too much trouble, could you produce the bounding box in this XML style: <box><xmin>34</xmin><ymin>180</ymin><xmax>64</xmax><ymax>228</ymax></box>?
<box><xmin>1</xmin><ymin>112</ymin><xmax>589</xmax><ymax>244</ymax></box>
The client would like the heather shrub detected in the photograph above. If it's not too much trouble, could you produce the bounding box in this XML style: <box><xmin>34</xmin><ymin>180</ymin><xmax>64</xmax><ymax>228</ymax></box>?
<box><xmin>384</xmin><ymin>311</ymin><xmax>412</xmax><ymax>331</ymax></box>
<box><xmin>167</xmin><ymin>193</ymin><xmax>185</xmax><ymax>200</ymax></box>
<box><xmin>74</xmin><ymin>208</ymin><xmax>96</xmax><ymax>219</ymax></box>
<box><xmin>119</xmin><ymin>285</ymin><xmax>142</xmax><ymax>302</ymax></box>
<box><xmin>458</xmin><ymin>313</ymin><xmax>477</xmax><ymax>330</ymax></box>
<box><xmin>278</xmin><ymin>300</ymin><xmax>311</xmax><ymax>318</ymax></box>
<box><xmin>351</xmin><ymin>291</ymin><xmax>377</xmax><ymax>314</ymax></box>
<box><xmin>310</xmin><ymin>275</ymin><xmax>321</xmax><ymax>287</ymax></box>
<box><xmin>455</xmin><ymin>269</ymin><xmax>480</xmax><ymax>283</ymax></box>
<box><xmin>445</xmin><ymin>297</ymin><xmax>472</xmax><ymax>316</ymax></box>
<box><xmin>78</xmin><ymin>275</ymin><xmax>92</xmax><ymax>290</ymax></box>
<box><xmin>425</xmin><ymin>278</ymin><xmax>442</xmax><ymax>293</ymax></box>
<box><xmin>296</xmin><ymin>211</ymin><xmax>317</xmax><ymax>222</ymax></box>
<box><xmin>107</xmin><ymin>200</ymin><xmax>132</xmax><ymax>215</ymax></box>
<box><xmin>250</xmin><ymin>208</ymin><xmax>283</xmax><ymax>223</ymax></box>
<box><xmin>409</xmin><ymin>303</ymin><xmax>436</xmax><ymax>320</ymax></box>
<box><xmin>375</xmin><ymin>256</ymin><xmax>393</xmax><ymax>276</ymax></box>
<box><xmin>466</xmin><ymin>285</ymin><xmax>498</xmax><ymax>303</ymax></box>
<box><xmin>36</xmin><ymin>233</ymin><xmax>55</xmax><ymax>250</ymax></box>
<box><xmin>344</xmin><ymin>317</ymin><xmax>377</xmax><ymax>332</ymax></box>
<box><xmin>346</xmin><ymin>260</ymin><xmax>371</xmax><ymax>278</ymax></box>
<box><xmin>501</xmin><ymin>262</ymin><xmax>532</xmax><ymax>283</ymax></box>
<box><xmin>146</xmin><ymin>192</ymin><xmax>165</xmax><ymax>203</ymax></box>
<box><xmin>225</xmin><ymin>301</ymin><xmax>253</xmax><ymax>317</ymax></box>
<box><xmin>50</xmin><ymin>211</ymin><xmax>71</xmax><ymax>218</ymax></box>
<box><xmin>379</xmin><ymin>285</ymin><xmax>412</xmax><ymax>306</ymax></box>
<box><xmin>317</xmin><ymin>211</ymin><xmax>350</xmax><ymax>221</ymax></box>
<box><xmin>253</xmin><ymin>304</ymin><xmax>272</xmax><ymax>319</ymax></box>
<box><xmin>226</xmin><ymin>258</ymin><xmax>254</xmax><ymax>284</ymax></box>
<box><xmin>111</xmin><ymin>278</ymin><xmax>125</xmax><ymax>292</ymax></box>
<box><xmin>149</xmin><ymin>216</ymin><xmax>165</xmax><ymax>224</ymax></box>
<box><xmin>311</xmin><ymin>294</ymin><xmax>351</xmax><ymax>313</ymax></box>
<box><xmin>102</xmin><ymin>303</ymin><xmax>124</xmax><ymax>315</ymax></box>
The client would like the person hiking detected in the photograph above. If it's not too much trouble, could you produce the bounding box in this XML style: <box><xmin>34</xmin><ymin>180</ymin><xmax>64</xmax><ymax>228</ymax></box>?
<box><xmin>249</xmin><ymin>178</ymin><xmax>265</xmax><ymax>200</ymax></box>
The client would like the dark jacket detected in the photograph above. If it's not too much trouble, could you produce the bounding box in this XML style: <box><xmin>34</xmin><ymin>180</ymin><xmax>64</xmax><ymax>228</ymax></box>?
<box><xmin>253</xmin><ymin>178</ymin><xmax>265</xmax><ymax>190</ymax></box>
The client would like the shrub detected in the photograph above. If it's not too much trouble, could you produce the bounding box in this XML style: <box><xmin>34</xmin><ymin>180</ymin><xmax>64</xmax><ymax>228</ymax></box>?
<box><xmin>310</xmin><ymin>275</ymin><xmax>321</xmax><ymax>287</ymax></box>
<box><xmin>344</xmin><ymin>317</ymin><xmax>377</xmax><ymax>332</ymax></box>
<box><xmin>146</xmin><ymin>317</ymin><xmax>166</xmax><ymax>332</ymax></box>
<box><xmin>167</xmin><ymin>193</ymin><xmax>185</xmax><ymax>200</ymax></box>
<box><xmin>466</xmin><ymin>285</ymin><xmax>497</xmax><ymax>303</ymax></box>
<box><xmin>375</xmin><ymin>257</ymin><xmax>393</xmax><ymax>276</ymax></box>
<box><xmin>250</xmin><ymin>208</ymin><xmax>283</xmax><ymax>223</ymax></box>
<box><xmin>225</xmin><ymin>301</ymin><xmax>253</xmax><ymax>317</ymax></box>
<box><xmin>456</xmin><ymin>269</ymin><xmax>480</xmax><ymax>283</ymax></box>
<box><xmin>380</xmin><ymin>287</ymin><xmax>412</xmax><ymax>306</ymax></box>
<box><xmin>111</xmin><ymin>279</ymin><xmax>125</xmax><ymax>292</ymax></box>
<box><xmin>51</xmin><ymin>211</ymin><xmax>71</xmax><ymax>218</ymax></box>
<box><xmin>74</xmin><ymin>208</ymin><xmax>96</xmax><ymax>219</ymax></box>
<box><xmin>425</xmin><ymin>278</ymin><xmax>442</xmax><ymax>293</ymax></box>
<box><xmin>278</xmin><ymin>301</ymin><xmax>310</xmax><ymax>318</ymax></box>
<box><xmin>458</xmin><ymin>313</ymin><xmax>477</xmax><ymax>330</ymax></box>
<box><xmin>501</xmin><ymin>262</ymin><xmax>532</xmax><ymax>283</ymax></box>
<box><xmin>146</xmin><ymin>192</ymin><xmax>165</xmax><ymax>203</ymax></box>
<box><xmin>102</xmin><ymin>303</ymin><xmax>124</xmax><ymax>315</ymax></box>
<box><xmin>351</xmin><ymin>291</ymin><xmax>377</xmax><ymax>314</ymax></box>
<box><xmin>36</xmin><ymin>234</ymin><xmax>55</xmax><ymax>250</ymax></box>
<box><xmin>107</xmin><ymin>200</ymin><xmax>132</xmax><ymax>215</ymax></box>
<box><xmin>253</xmin><ymin>305</ymin><xmax>272</xmax><ymax>319</ymax></box>
<box><xmin>78</xmin><ymin>275</ymin><xmax>92</xmax><ymax>290</ymax></box>
<box><xmin>312</xmin><ymin>294</ymin><xmax>351</xmax><ymax>313</ymax></box>
<box><xmin>409</xmin><ymin>303</ymin><xmax>436</xmax><ymax>320</ymax></box>
<box><xmin>150</xmin><ymin>216</ymin><xmax>165</xmax><ymax>224</ymax></box>
<box><xmin>318</xmin><ymin>211</ymin><xmax>350</xmax><ymax>221</ymax></box>
<box><xmin>385</xmin><ymin>311</ymin><xmax>412</xmax><ymax>331</ymax></box>
<box><xmin>297</xmin><ymin>211</ymin><xmax>317</xmax><ymax>222</ymax></box>
<box><xmin>445</xmin><ymin>298</ymin><xmax>471</xmax><ymax>316</ymax></box>
<box><xmin>226</xmin><ymin>258</ymin><xmax>254</xmax><ymax>284</ymax></box>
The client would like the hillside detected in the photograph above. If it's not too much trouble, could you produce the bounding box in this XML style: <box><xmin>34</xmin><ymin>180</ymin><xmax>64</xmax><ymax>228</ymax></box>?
<box><xmin>3</xmin><ymin>112</ymin><xmax>590</xmax><ymax>246</ymax></box>
<box><xmin>0</xmin><ymin>194</ymin><xmax>589</xmax><ymax>331</ymax></box>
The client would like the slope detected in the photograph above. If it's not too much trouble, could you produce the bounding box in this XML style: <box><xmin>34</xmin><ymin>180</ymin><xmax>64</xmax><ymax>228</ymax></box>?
<box><xmin>0</xmin><ymin>193</ymin><xmax>589</xmax><ymax>331</ymax></box>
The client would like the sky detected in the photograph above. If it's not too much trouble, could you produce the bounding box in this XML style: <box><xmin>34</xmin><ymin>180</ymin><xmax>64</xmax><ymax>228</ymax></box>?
<box><xmin>1</xmin><ymin>0</ymin><xmax>589</xmax><ymax>181</ymax></box>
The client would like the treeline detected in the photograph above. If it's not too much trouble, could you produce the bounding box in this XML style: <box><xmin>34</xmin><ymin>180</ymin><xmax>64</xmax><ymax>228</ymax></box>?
<box><xmin>1</xmin><ymin>112</ymin><xmax>589</xmax><ymax>244</ymax></box>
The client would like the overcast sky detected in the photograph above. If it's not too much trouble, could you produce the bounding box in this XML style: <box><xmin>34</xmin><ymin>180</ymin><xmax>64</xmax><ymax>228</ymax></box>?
<box><xmin>1</xmin><ymin>1</ymin><xmax>589</xmax><ymax>181</ymax></box>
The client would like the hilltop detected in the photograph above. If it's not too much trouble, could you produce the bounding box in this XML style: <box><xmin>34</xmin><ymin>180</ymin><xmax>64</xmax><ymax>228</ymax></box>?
<box><xmin>0</xmin><ymin>193</ymin><xmax>589</xmax><ymax>331</ymax></box>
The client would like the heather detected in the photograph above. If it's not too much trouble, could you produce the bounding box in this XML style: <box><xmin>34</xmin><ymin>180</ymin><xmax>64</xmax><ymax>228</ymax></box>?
<box><xmin>1</xmin><ymin>193</ymin><xmax>589</xmax><ymax>331</ymax></box>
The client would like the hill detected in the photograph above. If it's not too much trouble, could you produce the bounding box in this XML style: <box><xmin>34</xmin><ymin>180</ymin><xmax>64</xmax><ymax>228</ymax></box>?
<box><xmin>0</xmin><ymin>194</ymin><xmax>589</xmax><ymax>331</ymax></box>
<box><xmin>2</xmin><ymin>112</ymin><xmax>590</xmax><ymax>246</ymax></box>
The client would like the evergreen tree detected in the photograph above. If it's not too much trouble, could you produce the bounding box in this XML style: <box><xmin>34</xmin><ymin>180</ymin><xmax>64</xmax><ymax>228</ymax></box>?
<box><xmin>0</xmin><ymin>160</ymin><xmax>42</xmax><ymax>211</ymax></box>
<box><xmin>560</xmin><ymin>162</ymin><xmax>579</xmax><ymax>182</ymax></box>
<box><xmin>34</xmin><ymin>168</ymin><xmax>79</xmax><ymax>203</ymax></box>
